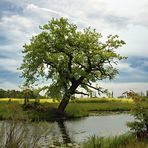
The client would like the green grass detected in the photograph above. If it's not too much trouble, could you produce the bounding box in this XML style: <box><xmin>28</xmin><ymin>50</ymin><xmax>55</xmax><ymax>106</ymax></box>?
<box><xmin>65</xmin><ymin>102</ymin><xmax>134</xmax><ymax>118</ymax></box>
<box><xmin>66</xmin><ymin>104</ymin><xmax>89</xmax><ymax>118</ymax></box>
<box><xmin>25</xmin><ymin>101</ymin><xmax>134</xmax><ymax>120</ymax></box>
<box><xmin>0</xmin><ymin>101</ymin><xmax>133</xmax><ymax>121</ymax></box>
<box><xmin>0</xmin><ymin>98</ymin><xmax>147</xmax><ymax>121</ymax></box>
<box><xmin>0</xmin><ymin>102</ymin><xmax>27</xmax><ymax>120</ymax></box>
<box><xmin>69</xmin><ymin>102</ymin><xmax>134</xmax><ymax>111</ymax></box>
<box><xmin>83</xmin><ymin>134</ymin><xmax>148</xmax><ymax>148</ymax></box>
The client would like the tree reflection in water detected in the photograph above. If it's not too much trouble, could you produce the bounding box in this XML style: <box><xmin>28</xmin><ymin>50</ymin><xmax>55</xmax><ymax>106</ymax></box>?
<box><xmin>57</xmin><ymin>120</ymin><xmax>72</xmax><ymax>144</ymax></box>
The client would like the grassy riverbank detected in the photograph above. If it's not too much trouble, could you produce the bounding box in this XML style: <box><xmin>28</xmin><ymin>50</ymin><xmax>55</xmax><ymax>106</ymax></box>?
<box><xmin>0</xmin><ymin>98</ymin><xmax>147</xmax><ymax>121</ymax></box>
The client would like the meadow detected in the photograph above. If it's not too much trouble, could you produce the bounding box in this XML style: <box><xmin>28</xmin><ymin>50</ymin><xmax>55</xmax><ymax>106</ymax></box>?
<box><xmin>0</xmin><ymin>97</ymin><xmax>144</xmax><ymax>120</ymax></box>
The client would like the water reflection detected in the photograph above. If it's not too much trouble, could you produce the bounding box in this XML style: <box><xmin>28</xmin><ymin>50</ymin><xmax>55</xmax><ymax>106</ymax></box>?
<box><xmin>56</xmin><ymin>114</ymin><xmax>134</xmax><ymax>143</ymax></box>
<box><xmin>57</xmin><ymin>120</ymin><xmax>72</xmax><ymax>143</ymax></box>
<box><xmin>0</xmin><ymin>114</ymin><xmax>134</xmax><ymax>146</ymax></box>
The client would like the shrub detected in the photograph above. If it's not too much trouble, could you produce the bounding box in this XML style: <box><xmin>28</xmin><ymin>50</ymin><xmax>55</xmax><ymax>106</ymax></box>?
<box><xmin>125</xmin><ymin>91</ymin><xmax>148</xmax><ymax>139</ymax></box>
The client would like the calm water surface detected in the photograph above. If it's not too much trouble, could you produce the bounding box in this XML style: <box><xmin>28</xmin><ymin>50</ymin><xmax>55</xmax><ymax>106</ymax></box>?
<box><xmin>0</xmin><ymin>114</ymin><xmax>134</xmax><ymax>145</ymax></box>
<box><xmin>46</xmin><ymin>113</ymin><xmax>134</xmax><ymax>143</ymax></box>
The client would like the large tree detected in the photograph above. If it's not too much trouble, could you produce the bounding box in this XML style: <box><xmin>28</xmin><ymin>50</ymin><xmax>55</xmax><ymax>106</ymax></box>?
<box><xmin>20</xmin><ymin>18</ymin><xmax>126</xmax><ymax>112</ymax></box>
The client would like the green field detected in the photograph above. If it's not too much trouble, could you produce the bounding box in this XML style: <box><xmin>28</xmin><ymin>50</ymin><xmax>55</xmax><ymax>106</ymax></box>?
<box><xmin>0</xmin><ymin>97</ymin><xmax>147</xmax><ymax>121</ymax></box>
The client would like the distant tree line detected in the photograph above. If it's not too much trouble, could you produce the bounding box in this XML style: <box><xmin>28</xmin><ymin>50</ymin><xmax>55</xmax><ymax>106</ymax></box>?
<box><xmin>0</xmin><ymin>88</ymin><xmax>43</xmax><ymax>99</ymax></box>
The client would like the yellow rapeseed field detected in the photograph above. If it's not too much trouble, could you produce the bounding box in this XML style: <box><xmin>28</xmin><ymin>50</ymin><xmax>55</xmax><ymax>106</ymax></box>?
<box><xmin>106</xmin><ymin>98</ymin><xmax>133</xmax><ymax>103</ymax></box>
<box><xmin>74</xmin><ymin>98</ymin><xmax>134</xmax><ymax>103</ymax></box>
<box><xmin>0</xmin><ymin>98</ymin><xmax>59</xmax><ymax>104</ymax></box>
<box><xmin>0</xmin><ymin>98</ymin><xmax>133</xmax><ymax>103</ymax></box>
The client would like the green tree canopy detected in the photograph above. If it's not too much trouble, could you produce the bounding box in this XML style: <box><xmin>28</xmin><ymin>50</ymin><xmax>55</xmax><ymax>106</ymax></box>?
<box><xmin>20</xmin><ymin>17</ymin><xmax>126</xmax><ymax>112</ymax></box>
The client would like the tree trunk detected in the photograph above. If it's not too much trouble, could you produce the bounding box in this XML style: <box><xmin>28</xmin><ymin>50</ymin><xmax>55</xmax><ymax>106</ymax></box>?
<box><xmin>24</xmin><ymin>97</ymin><xmax>27</xmax><ymax>105</ymax></box>
<box><xmin>58</xmin><ymin>77</ymin><xmax>85</xmax><ymax>112</ymax></box>
<box><xmin>58</xmin><ymin>91</ymin><xmax>71</xmax><ymax>112</ymax></box>
<box><xmin>58</xmin><ymin>98</ymin><xmax>70</xmax><ymax>112</ymax></box>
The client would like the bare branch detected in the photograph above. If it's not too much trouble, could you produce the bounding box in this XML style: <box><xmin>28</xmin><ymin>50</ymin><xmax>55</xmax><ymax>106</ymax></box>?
<box><xmin>81</xmin><ymin>83</ymin><xmax>104</xmax><ymax>93</ymax></box>
<box><xmin>75</xmin><ymin>91</ymin><xmax>89</xmax><ymax>96</ymax></box>
<box><xmin>76</xmin><ymin>61</ymin><xmax>87</xmax><ymax>70</ymax></box>
<box><xmin>68</xmin><ymin>56</ymin><xmax>72</xmax><ymax>73</ymax></box>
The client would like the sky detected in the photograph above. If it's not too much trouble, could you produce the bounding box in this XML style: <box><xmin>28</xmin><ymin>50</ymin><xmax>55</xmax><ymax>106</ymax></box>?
<box><xmin>0</xmin><ymin>0</ymin><xmax>148</xmax><ymax>97</ymax></box>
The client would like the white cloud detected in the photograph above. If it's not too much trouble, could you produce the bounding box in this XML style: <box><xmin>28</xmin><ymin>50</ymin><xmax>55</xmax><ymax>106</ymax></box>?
<box><xmin>115</xmin><ymin>62</ymin><xmax>134</xmax><ymax>72</ymax></box>
<box><xmin>1</xmin><ymin>0</ymin><xmax>148</xmax><ymax>58</ymax></box>
<box><xmin>0</xmin><ymin>81</ymin><xmax>19</xmax><ymax>90</ymax></box>
<box><xmin>116</xmin><ymin>25</ymin><xmax>148</xmax><ymax>57</ymax></box>
<box><xmin>0</xmin><ymin>58</ymin><xmax>20</xmax><ymax>73</ymax></box>
<box><xmin>0</xmin><ymin>78</ymin><xmax>20</xmax><ymax>90</ymax></box>
<box><xmin>0</xmin><ymin>14</ymin><xmax>36</xmax><ymax>54</ymax></box>
<box><xmin>26</xmin><ymin>4</ymin><xmax>63</xmax><ymax>16</ymax></box>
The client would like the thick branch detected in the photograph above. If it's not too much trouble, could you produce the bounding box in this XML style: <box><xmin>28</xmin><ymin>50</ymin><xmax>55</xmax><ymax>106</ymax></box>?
<box><xmin>86</xmin><ymin>56</ymin><xmax>92</xmax><ymax>73</ymax></box>
<box><xmin>75</xmin><ymin>91</ymin><xmax>89</xmax><ymax>96</ymax></box>
<box><xmin>81</xmin><ymin>83</ymin><xmax>104</xmax><ymax>93</ymax></box>
<box><xmin>76</xmin><ymin>61</ymin><xmax>87</xmax><ymax>70</ymax></box>
<box><xmin>68</xmin><ymin>55</ymin><xmax>73</xmax><ymax>73</ymax></box>
<box><xmin>44</xmin><ymin>59</ymin><xmax>57</xmax><ymax>68</ymax></box>
<box><xmin>69</xmin><ymin>76</ymin><xmax>85</xmax><ymax>94</ymax></box>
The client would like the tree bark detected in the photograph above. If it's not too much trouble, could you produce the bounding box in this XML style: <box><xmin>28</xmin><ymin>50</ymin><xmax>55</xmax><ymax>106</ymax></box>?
<box><xmin>24</xmin><ymin>97</ymin><xmax>27</xmax><ymax>105</ymax></box>
<box><xmin>58</xmin><ymin>97</ymin><xmax>70</xmax><ymax>112</ymax></box>
<box><xmin>58</xmin><ymin>76</ymin><xmax>85</xmax><ymax>112</ymax></box>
